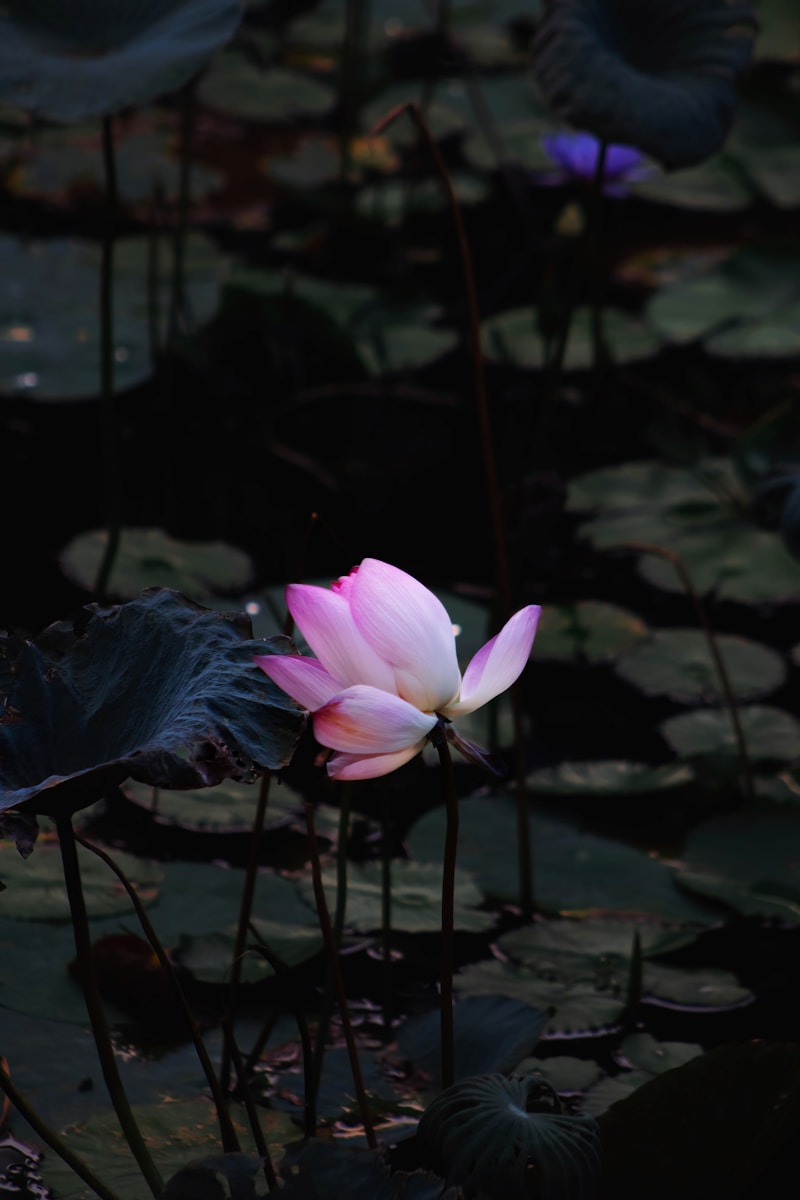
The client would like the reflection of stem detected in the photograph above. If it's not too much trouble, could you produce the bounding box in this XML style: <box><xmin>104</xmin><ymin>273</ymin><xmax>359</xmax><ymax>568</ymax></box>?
<box><xmin>74</xmin><ymin>833</ymin><xmax>239</xmax><ymax>1154</ymax></box>
<box><xmin>55</xmin><ymin>815</ymin><xmax>162</xmax><ymax>1198</ymax></box>
<box><xmin>432</xmin><ymin>722</ymin><xmax>458</xmax><ymax>1089</ymax></box>
<box><xmin>312</xmin><ymin>784</ymin><xmax>351</xmax><ymax>1092</ymax></box>
<box><xmin>304</xmin><ymin>802</ymin><xmax>376</xmax><ymax>1148</ymax></box>
<box><xmin>94</xmin><ymin>115</ymin><xmax>123</xmax><ymax>599</ymax></box>
<box><xmin>627</xmin><ymin>543</ymin><xmax>755</xmax><ymax>803</ymax></box>
<box><xmin>221</xmin><ymin>771</ymin><xmax>272</xmax><ymax>1094</ymax></box>
<box><xmin>0</xmin><ymin>1058</ymin><xmax>124</xmax><ymax>1200</ymax></box>
<box><xmin>221</xmin><ymin>1017</ymin><xmax>278</xmax><ymax>1192</ymax></box>
<box><xmin>247</xmin><ymin>934</ymin><xmax>316</xmax><ymax>1141</ymax></box>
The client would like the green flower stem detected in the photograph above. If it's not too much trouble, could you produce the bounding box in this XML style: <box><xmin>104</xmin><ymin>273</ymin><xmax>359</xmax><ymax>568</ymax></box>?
<box><xmin>312</xmin><ymin>784</ymin><xmax>352</xmax><ymax>1091</ymax></box>
<box><xmin>220</xmin><ymin>771</ymin><xmax>273</xmax><ymax>1095</ymax></box>
<box><xmin>55</xmin><ymin>815</ymin><xmax>162</xmax><ymax>1199</ymax></box>
<box><xmin>94</xmin><ymin>115</ymin><xmax>123</xmax><ymax>600</ymax></box>
<box><xmin>0</xmin><ymin>1058</ymin><xmax>124</xmax><ymax>1200</ymax></box>
<box><xmin>628</xmin><ymin>543</ymin><xmax>755</xmax><ymax>803</ymax></box>
<box><xmin>304</xmin><ymin>802</ymin><xmax>377</xmax><ymax>1149</ymax></box>
<box><xmin>432</xmin><ymin>721</ymin><xmax>458</xmax><ymax>1090</ymax></box>
<box><xmin>74</xmin><ymin>832</ymin><xmax>240</xmax><ymax>1155</ymax></box>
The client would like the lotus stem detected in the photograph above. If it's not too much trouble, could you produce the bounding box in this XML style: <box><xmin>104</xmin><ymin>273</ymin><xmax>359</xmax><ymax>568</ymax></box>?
<box><xmin>304</xmin><ymin>802</ymin><xmax>376</xmax><ymax>1148</ymax></box>
<box><xmin>312</xmin><ymin>783</ymin><xmax>352</xmax><ymax>1092</ymax></box>
<box><xmin>55</xmin><ymin>815</ymin><xmax>162</xmax><ymax>1198</ymax></box>
<box><xmin>220</xmin><ymin>1016</ymin><xmax>278</xmax><ymax>1192</ymax></box>
<box><xmin>432</xmin><ymin>719</ymin><xmax>458</xmax><ymax>1089</ymax></box>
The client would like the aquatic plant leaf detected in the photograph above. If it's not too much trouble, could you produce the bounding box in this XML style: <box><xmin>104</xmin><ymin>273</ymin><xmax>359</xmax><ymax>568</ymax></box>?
<box><xmin>121</xmin><ymin>776</ymin><xmax>302</xmax><ymax>833</ymax></box>
<box><xmin>59</xmin><ymin>527</ymin><xmax>253</xmax><ymax>599</ymax></box>
<box><xmin>614</xmin><ymin>629</ymin><xmax>786</xmax><ymax>703</ymax></box>
<box><xmin>532</xmin><ymin>0</ymin><xmax>757</xmax><ymax>169</ymax></box>
<box><xmin>162</xmin><ymin>1153</ymin><xmax>268</xmax><ymax>1200</ymax></box>
<box><xmin>482</xmin><ymin>306</ymin><xmax>661</xmax><ymax>369</ymax></box>
<box><xmin>660</xmin><ymin>705</ymin><xmax>800</xmax><ymax>764</ymax></box>
<box><xmin>527</xmin><ymin>760</ymin><xmax>694</xmax><ymax>796</ymax></box>
<box><xmin>534</xmin><ymin>601</ymin><xmax>649</xmax><ymax>663</ymax></box>
<box><xmin>417</xmin><ymin>1072</ymin><xmax>602</xmax><ymax>1200</ymax></box>
<box><xmin>398</xmin><ymin>996</ymin><xmax>550</xmax><ymax>1088</ymax></box>
<box><xmin>676</xmin><ymin>808</ymin><xmax>800</xmax><ymax>921</ymax></box>
<box><xmin>0</xmin><ymin>0</ymin><xmax>242</xmax><ymax>123</ymax></box>
<box><xmin>597</xmin><ymin>1042</ymin><xmax>800</xmax><ymax>1198</ymax></box>
<box><xmin>406</xmin><ymin>795</ymin><xmax>720</xmax><ymax>922</ymax></box>
<box><xmin>198</xmin><ymin>53</ymin><xmax>334</xmax><ymax>121</ymax></box>
<box><xmin>0</xmin><ymin>589</ymin><xmax>305</xmax><ymax>836</ymax></box>
<box><xmin>0</xmin><ymin>839</ymin><xmax>162</xmax><ymax>920</ymax></box>
<box><xmin>455</xmin><ymin>960</ymin><xmax>627</xmax><ymax>1034</ymax></box>
<box><xmin>632</xmin><ymin>155</ymin><xmax>752</xmax><ymax>211</ymax></box>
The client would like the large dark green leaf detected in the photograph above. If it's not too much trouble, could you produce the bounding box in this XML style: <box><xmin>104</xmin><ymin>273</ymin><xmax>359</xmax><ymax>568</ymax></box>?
<box><xmin>614</xmin><ymin>629</ymin><xmax>787</xmax><ymax>703</ymax></box>
<box><xmin>0</xmin><ymin>0</ymin><xmax>242</xmax><ymax>123</ymax></box>
<box><xmin>0</xmin><ymin>589</ymin><xmax>304</xmax><ymax>838</ymax></box>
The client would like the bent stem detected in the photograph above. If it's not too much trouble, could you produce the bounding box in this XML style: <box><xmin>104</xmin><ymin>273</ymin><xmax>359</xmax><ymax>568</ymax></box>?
<box><xmin>627</xmin><ymin>543</ymin><xmax>755</xmax><ymax>804</ymax></box>
<box><xmin>431</xmin><ymin>719</ymin><xmax>458</xmax><ymax>1090</ymax></box>
<box><xmin>304</xmin><ymin>801</ymin><xmax>376</xmax><ymax>1149</ymax></box>
<box><xmin>0</xmin><ymin>1059</ymin><xmax>124</xmax><ymax>1200</ymax></box>
<box><xmin>55</xmin><ymin>814</ymin><xmax>162</xmax><ymax>1198</ymax></box>
<box><xmin>74</xmin><ymin>832</ymin><xmax>240</xmax><ymax>1155</ymax></box>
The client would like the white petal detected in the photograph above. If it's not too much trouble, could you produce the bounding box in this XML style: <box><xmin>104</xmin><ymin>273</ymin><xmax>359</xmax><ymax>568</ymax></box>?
<box><xmin>443</xmin><ymin>605</ymin><xmax>541</xmax><ymax>717</ymax></box>
<box><xmin>348</xmin><ymin>559</ymin><xmax>461</xmax><ymax>711</ymax></box>
<box><xmin>326</xmin><ymin>743</ymin><xmax>426</xmax><ymax>780</ymax></box>
<box><xmin>253</xmin><ymin>654</ymin><xmax>341</xmax><ymax>711</ymax></box>
<box><xmin>312</xmin><ymin>684</ymin><xmax>437</xmax><ymax>754</ymax></box>
<box><xmin>287</xmin><ymin>582</ymin><xmax>397</xmax><ymax>693</ymax></box>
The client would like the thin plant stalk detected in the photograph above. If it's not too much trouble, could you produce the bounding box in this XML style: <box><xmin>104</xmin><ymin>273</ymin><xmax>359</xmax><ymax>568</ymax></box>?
<box><xmin>74</xmin><ymin>832</ymin><xmax>240</xmax><ymax>1155</ymax></box>
<box><xmin>380</xmin><ymin>784</ymin><xmax>393</xmax><ymax>1037</ymax></box>
<box><xmin>55</xmin><ymin>815</ymin><xmax>162</xmax><ymax>1199</ymax></box>
<box><xmin>312</xmin><ymin>783</ymin><xmax>352</xmax><ymax>1091</ymax></box>
<box><xmin>167</xmin><ymin>81</ymin><xmax>196</xmax><ymax>347</ymax></box>
<box><xmin>339</xmin><ymin>0</ymin><xmax>371</xmax><ymax>179</ymax></box>
<box><xmin>221</xmin><ymin>1017</ymin><xmax>278</xmax><ymax>1193</ymax></box>
<box><xmin>371</xmin><ymin>103</ymin><xmax>534</xmax><ymax>916</ymax></box>
<box><xmin>628</xmin><ymin>543</ymin><xmax>755</xmax><ymax>803</ymax></box>
<box><xmin>431</xmin><ymin>720</ymin><xmax>458</xmax><ymax>1090</ymax></box>
<box><xmin>220</xmin><ymin>770</ymin><xmax>273</xmax><ymax>1094</ymax></box>
<box><xmin>94</xmin><ymin>115</ymin><xmax>123</xmax><ymax>599</ymax></box>
<box><xmin>304</xmin><ymin>802</ymin><xmax>376</xmax><ymax>1149</ymax></box>
<box><xmin>0</xmin><ymin>1059</ymin><xmax>124</xmax><ymax>1200</ymax></box>
<box><xmin>588</xmin><ymin>139</ymin><xmax>609</xmax><ymax>372</ymax></box>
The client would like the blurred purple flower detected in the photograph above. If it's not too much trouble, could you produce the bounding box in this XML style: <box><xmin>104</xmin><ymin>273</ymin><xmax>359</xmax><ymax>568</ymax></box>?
<box><xmin>540</xmin><ymin>130</ymin><xmax>655</xmax><ymax>193</ymax></box>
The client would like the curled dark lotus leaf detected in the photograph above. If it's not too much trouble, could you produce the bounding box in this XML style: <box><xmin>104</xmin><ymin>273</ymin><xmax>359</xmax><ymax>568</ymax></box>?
<box><xmin>417</xmin><ymin>1073</ymin><xmax>602</xmax><ymax>1200</ymax></box>
<box><xmin>0</xmin><ymin>0</ymin><xmax>242</xmax><ymax>124</ymax></box>
<box><xmin>532</xmin><ymin>0</ymin><xmax>757</xmax><ymax>169</ymax></box>
<box><xmin>0</xmin><ymin>588</ymin><xmax>305</xmax><ymax>849</ymax></box>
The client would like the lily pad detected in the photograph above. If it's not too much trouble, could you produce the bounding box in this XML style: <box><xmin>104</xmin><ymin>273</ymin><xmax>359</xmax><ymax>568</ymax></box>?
<box><xmin>0</xmin><ymin>232</ymin><xmax>229</xmax><ymax>400</ymax></box>
<box><xmin>121</xmin><ymin>776</ymin><xmax>303</xmax><ymax>833</ymax></box>
<box><xmin>482</xmin><ymin>306</ymin><xmax>661</xmax><ymax>370</ymax></box>
<box><xmin>406</xmin><ymin>795</ymin><xmax>721</xmax><ymax>922</ymax></box>
<box><xmin>0</xmin><ymin>589</ymin><xmax>304</xmax><ymax>836</ymax></box>
<box><xmin>59</xmin><ymin>528</ymin><xmax>253</xmax><ymax>600</ymax></box>
<box><xmin>296</xmin><ymin>859</ymin><xmax>494</xmax><ymax>934</ymax></box>
<box><xmin>614</xmin><ymin>629</ymin><xmax>787</xmax><ymax>703</ymax></box>
<box><xmin>534</xmin><ymin>601</ymin><xmax>649</xmax><ymax>663</ymax></box>
<box><xmin>676</xmin><ymin>809</ymin><xmax>800</xmax><ymax>921</ymax></box>
<box><xmin>526</xmin><ymin>761</ymin><xmax>694</xmax><ymax>796</ymax></box>
<box><xmin>632</xmin><ymin>156</ymin><xmax>753</xmax><ymax>211</ymax></box>
<box><xmin>0</xmin><ymin>838</ymin><xmax>162</xmax><ymax>920</ymax></box>
<box><xmin>0</xmin><ymin>0</ymin><xmax>243</xmax><ymax>123</ymax></box>
<box><xmin>660</xmin><ymin>705</ymin><xmax>800</xmax><ymax>764</ymax></box>
<box><xmin>198</xmin><ymin>53</ymin><xmax>335</xmax><ymax>122</ymax></box>
<box><xmin>455</xmin><ymin>959</ymin><xmax>628</xmax><ymax>1033</ymax></box>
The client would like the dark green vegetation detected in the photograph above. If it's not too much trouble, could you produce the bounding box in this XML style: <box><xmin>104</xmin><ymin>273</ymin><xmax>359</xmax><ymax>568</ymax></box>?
<box><xmin>1</xmin><ymin>1</ymin><xmax>800</xmax><ymax>1198</ymax></box>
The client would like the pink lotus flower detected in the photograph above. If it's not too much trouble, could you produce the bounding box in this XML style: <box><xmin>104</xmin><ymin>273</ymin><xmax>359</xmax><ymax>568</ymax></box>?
<box><xmin>254</xmin><ymin>559</ymin><xmax>540</xmax><ymax>781</ymax></box>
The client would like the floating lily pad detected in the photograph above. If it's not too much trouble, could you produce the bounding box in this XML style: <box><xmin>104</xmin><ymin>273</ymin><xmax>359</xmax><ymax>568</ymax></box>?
<box><xmin>357</xmin><ymin>321</ymin><xmax>458</xmax><ymax>376</ymax></box>
<box><xmin>455</xmin><ymin>959</ymin><xmax>628</xmax><ymax>1033</ymax></box>
<box><xmin>463</xmin><ymin>117</ymin><xmax>553</xmax><ymax>173</ymax></box>
<box><xmin>482</xmin><ymin>306</ymin><xmax>661</xmax><ymax>369</ymax></box>
<box><xmin>0</xmin><ymin>838</ymin><xmax>162</xmax><ymax>920</ymax></box>
<box><xmin>527</xmin><ymin>761</ymin><xmax>694</xmax><ymax>796</ymax></box>
<box><xmin>0</xmin><ymin>232</ymin><xmax>229</xmax><ymax>399</ymax></box>
<box><xmin>614</xmin><ymin>629</ymin><xmax>786</xmax><ymax>703</ymax></box>
<box><xmin>43</xmin><ymin>1099</ymin><xmax>296</xmax><ymax>1200</ymax></box>
<box><xmin>534</xmin><ymin>601</ymin><xmax>649</xmax><ymax>663</ymax></box>
<box><xmin>636</xmin><ymin>526</ymin><xmax>800</xmax><ymax>604</ymax></box>
<box><xmin>632</xmin><ymin>156</ymin><xmax>753</xmax><ymax>211</ymax></box>
<box><xmin>406</xmin><ymin>795</ymin><xmax>721</xmax><ymax>922</ymax></box>
<box><xmin>59</xmin><ymin>527</ymin><xmax>253</xmax><ymax>599</ymax></box>
<box><xmin>660</xmin><ymin>705</ymin><xmax>800</xmax><ymax>764</ymax></box>
<box><xmin>0</xmin><ymin>0</ymin><xmax>243</xmax><ymax>123</ymax></box>
<box><xmin>516</xmin><ymin>1055</ymin><xmax>603</xmax><ymax>1095</ymax></box>
<box><xmin>356</xmin><ymin>173</ymin><xmax>490</xmax><ymax>221</ymax></box>
<box><xmin>121</xmin><ymin>776</ymin><xmax>303</xmax><ymax>833</ymax></box>
<box><xmin>676</xmin><ymin>809</ymin><xmax>800</xmax><ymax>921</ymax></box>
<box><xmin>198</xmin><ymin>53</ymin><xmax>335</xmax><ymax>122</ymax></box>
<box><xmin>582</xmin><ymin>1033</ymin><xmax>703</xmax><ymax>1115</ymax></box>
<box><xmin>296</xmin><ymin>859</ymin><xmax>494</xmax><ymax>934</ymax></box>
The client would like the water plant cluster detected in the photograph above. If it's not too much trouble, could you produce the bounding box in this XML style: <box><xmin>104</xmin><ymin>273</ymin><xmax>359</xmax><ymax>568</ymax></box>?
<box><xmin>1</xmin><ymin>1</ymin><xmax>800</xmax><ymax>1198</ymax></box>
